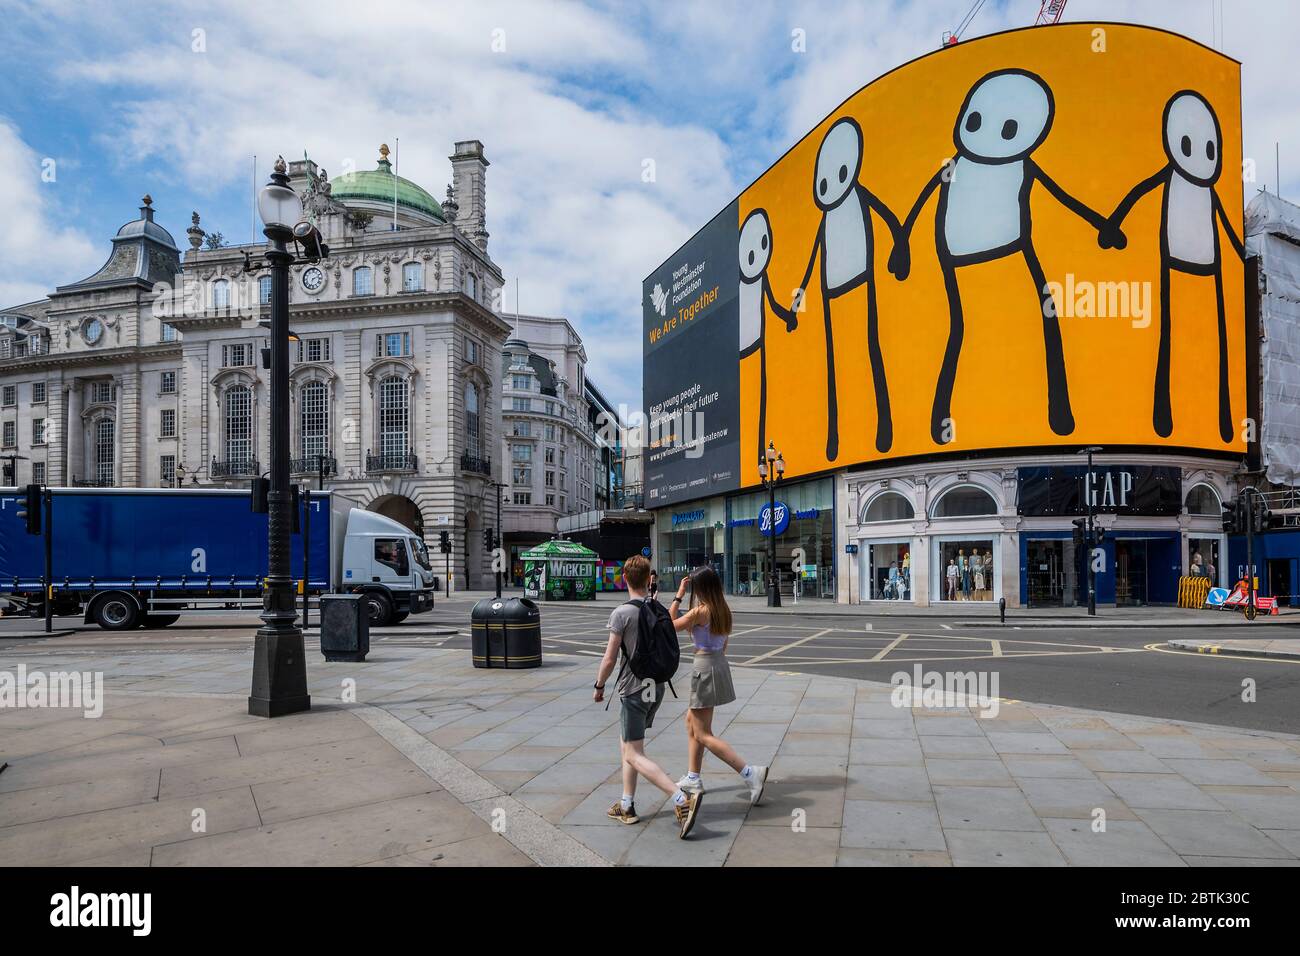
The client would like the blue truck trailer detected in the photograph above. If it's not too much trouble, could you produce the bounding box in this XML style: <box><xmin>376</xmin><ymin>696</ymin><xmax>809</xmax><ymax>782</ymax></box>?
<box><xmin>0</xmin><ymin>487</ymin><xmax>434</xmax><ymax>628</ymax></box>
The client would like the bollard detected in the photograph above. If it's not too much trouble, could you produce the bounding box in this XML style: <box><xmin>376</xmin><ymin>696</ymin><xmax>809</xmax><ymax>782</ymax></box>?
<box><xmin>999</xmin><ymin>597</ymin><xmax>1006</xmax><ymax>625</ymax></box>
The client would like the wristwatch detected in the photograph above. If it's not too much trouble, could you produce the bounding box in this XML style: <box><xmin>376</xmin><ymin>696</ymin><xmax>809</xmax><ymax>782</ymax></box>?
<box><xmin>593</xmin><ymin>682</ymin><xmax>605</xmax><ymax>690</ymax></box>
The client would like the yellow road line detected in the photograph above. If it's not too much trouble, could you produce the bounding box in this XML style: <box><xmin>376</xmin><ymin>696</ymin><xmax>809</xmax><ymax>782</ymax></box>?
<box><xmin>870</xmin><ymin>633</ymin><xmax>909</xmax><ymax>661</ymax></box>
<box><xmin>741</xmin><ymin>628</ymin><xmax>834</xmax><ymax>665</ymax></box>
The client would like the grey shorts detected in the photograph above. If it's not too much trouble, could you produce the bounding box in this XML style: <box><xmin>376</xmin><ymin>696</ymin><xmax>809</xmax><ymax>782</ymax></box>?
<box><xmin>619</xmin><ymin>684</ymin><xmax>664</xmax><ymax>742</ymax></box>
<box><xmin>689</xmin><ymin>651</ymin><xmax>736</xmax><ymax>709</ymax></box>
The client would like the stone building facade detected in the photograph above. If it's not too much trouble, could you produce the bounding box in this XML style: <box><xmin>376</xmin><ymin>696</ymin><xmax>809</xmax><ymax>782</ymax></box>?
<box><xmin>0</xmin><ymin>142</ymin><xmax>513</xmax><ymax>589</ymax></box>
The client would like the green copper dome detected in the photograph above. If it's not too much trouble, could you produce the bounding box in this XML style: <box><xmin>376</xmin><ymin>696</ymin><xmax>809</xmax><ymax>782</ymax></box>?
<box><xmin>330</xmin><ymin>146</ymin><xmax>444</xmax><ymax>222</ymax></box>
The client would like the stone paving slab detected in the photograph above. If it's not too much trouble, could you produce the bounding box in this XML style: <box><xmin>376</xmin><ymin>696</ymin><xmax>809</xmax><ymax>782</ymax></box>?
<box><xmin>2</xmin><ymin>640</ymin><xmax>1299</xmax><ymax>866</ymax></box>
<box><xmin>1167</xmin><ymin>636</ymin><xmax>1300</xmax><ymax>659</ymax></box>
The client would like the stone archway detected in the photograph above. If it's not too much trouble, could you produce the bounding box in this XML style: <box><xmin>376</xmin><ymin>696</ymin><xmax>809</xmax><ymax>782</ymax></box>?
<box><xmin>368</xmin><ymin>493</ymin><xmax>424</xmax><ymax>537</ymax></box>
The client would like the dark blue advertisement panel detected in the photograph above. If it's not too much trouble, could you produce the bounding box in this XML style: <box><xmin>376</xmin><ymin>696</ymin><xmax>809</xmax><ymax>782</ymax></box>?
<box><xmin>642</xmin><ymin>199</ymin><xmax>741</xmax><ymax>509</ymax></box>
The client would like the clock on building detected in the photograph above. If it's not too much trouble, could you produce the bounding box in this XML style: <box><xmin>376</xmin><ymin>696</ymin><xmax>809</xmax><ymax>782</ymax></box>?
<box><xmin>81</xmin><ymin>316</ymin><xmax>103</xmax><ymax>345</ymax></box>
<box><xmin>301</xmin><ymin>266</ymin><xmax>325</xmax><ymax>293</ymax></box>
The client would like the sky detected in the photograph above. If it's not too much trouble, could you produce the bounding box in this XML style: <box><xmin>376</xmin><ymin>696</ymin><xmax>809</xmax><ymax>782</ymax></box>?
<box><xmin>1</xmin><ymin>0</ymin><xmax>1296</xmax><ymax>410</ymax></box>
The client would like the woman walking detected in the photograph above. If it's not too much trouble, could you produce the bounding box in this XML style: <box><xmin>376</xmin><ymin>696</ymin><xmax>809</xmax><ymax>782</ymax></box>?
<box><xmin>669</xmin><ymin>566</ymin><xmax>767</xmax><ymax>804</ymax></box>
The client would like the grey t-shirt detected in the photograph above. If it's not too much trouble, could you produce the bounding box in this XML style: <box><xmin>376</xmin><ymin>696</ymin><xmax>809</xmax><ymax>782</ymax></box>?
<box><xmin>607</xmin><ymin>600</ymin><xmax>647</xmax><ymax>698</ymax></box>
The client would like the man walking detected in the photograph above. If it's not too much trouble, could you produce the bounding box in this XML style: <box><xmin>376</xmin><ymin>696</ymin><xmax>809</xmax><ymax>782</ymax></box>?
<box><xmin>594</xmin><ymin>554</ymin><xmax>702</xmax><ymax>838</ymax></box>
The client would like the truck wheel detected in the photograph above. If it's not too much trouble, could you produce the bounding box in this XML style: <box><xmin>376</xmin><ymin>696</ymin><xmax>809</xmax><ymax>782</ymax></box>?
<box><xmin>390</xmin><ymin>611</ymin><xmax>409</xmax><ymax>625</ymax></box>
<box><xmin>366</xmin><ymin>593</ymin><xmax>394</xmax><ymax>627</ymax></box>
<box><xmin>142</xmin><ymin>614</ymin><xmax>180</xmax><ymax>628</ymax></box>
<box><xmin>93</xmin><ymin>593</ymin><xmax>141</xmax><ymax>630</ymax></box>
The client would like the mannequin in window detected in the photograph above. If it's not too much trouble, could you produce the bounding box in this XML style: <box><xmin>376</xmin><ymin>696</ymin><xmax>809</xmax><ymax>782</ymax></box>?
<box><xmin>958</xmin><ymin>548</ymin><xmax>971</xmax><ymax>600</ymax></box>
<box><xmin>887</xmin><ymin>561</ymin><xmax>902</xmax><ymax>600</ymax></box>
<box><xmin>901</xmin><ymin>551</ymin><xmax>911</xmax><ymax>600</ymax></box>
<box><xmin>972</xmin><ymin>548</ymin><xmax>986</xmax><ymax>600</ymax></box>
<box><xmin>946</xmin><ymin>557</ymin><xmax>958</xmax><ymax>601</ymax></box>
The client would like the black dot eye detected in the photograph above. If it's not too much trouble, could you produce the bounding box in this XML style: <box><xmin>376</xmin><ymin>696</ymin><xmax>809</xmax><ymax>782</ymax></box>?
<box><xmin>760</xmin><ymin>234</ymin><xmax>768</xmax><ymax>250</ymax></box>
<box><xmin>1206</xmin><ymin>140</ymin><xmax>1216</xmax><ymax>161</ymax></box>
<box><xmin>747</xmin><ymin>251</ymin><xmax>755</xmax><ymax>266</ymax></box>
<box><xmin>819</xmin><ymin>178</ymin><xmax>827</xmax><ymax>196</ymax></box>
<box><xmin>838</xmin><ymin>164</ymin><xmax>848</xmax><ymax>183</ymax></box>
<box><xmin>1181</xmin><ymin>135</ymin><xmax>1192</xmax><ymax>157</ymax></box>
<box><xmin>1001</xmin><ymin>119</ymin><xmax>1018</xmax><ymax>140</ymax></box>
<box><xmin>965</xmin><ymin>111</ymin><xmax>982</xmax><ymax>132</ymax></box>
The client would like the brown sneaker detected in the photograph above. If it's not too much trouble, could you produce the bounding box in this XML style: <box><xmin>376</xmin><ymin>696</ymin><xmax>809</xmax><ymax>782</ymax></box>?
<box><xmin>607</xmin><ymin>801</ymin><xmax>639</xmax><ymax>825</ymax></box>
<box><xmin>674</xmin><ymin>791</ymin><xmax>703</xmax><ymax>839</ymax></box>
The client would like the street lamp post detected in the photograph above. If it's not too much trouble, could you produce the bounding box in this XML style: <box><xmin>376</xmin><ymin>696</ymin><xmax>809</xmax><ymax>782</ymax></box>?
<box><xmin>1079</xmin><ymin>446</ymin><xmax>1103</xmax><ymax>617</ymax></box>
<box><xmin>758</xmin><ymin>441</ymin><xmax>785</xmax><ymax>608</ymax></box>
<box><xmin>248</xmin><ymin>156</ymin><xmax>324</xmax><ymax>718</ymax></box>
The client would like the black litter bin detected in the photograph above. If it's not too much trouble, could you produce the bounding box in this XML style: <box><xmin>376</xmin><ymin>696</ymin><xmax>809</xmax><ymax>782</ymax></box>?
<box><xmin>470</xmin><ymin>597</ymin><xmax>541</xmax><ymax>668</ymax></box>
<box><xmin>320</xmin><ymin>593</ymin><xmax>369</xmax><ymax>662</ymax></box>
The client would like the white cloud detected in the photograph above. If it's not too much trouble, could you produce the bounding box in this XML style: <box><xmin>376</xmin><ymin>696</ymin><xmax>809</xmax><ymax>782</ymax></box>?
<box><xmin>0</xmin><ymin>119</ymin><xmax>102</xmax><ymax>307</ymax></box>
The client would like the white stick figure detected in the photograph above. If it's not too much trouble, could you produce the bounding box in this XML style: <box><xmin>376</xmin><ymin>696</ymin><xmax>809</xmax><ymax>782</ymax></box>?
<box><xmin>794</xmin><ymin>117</ymin><xmax>906</xmax><ymax>459</ymax></box>
<box><xmin>892</xmin><ymin>69</ymin><xmax>1116</xmax><ymax>444</ymax></box>
<box><xmin>1105</xmin><ymin>90</ymin><xmax>1244</xmax><ymax>442</ymax></box>
<box><xmin>740</xmin><ymin>208</ymin><xmax>798</xmax><ymax>464</ymax></box>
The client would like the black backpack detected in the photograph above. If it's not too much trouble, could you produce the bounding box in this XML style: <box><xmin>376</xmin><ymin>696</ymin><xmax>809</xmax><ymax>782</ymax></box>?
<box><xmin>613</xmin><ymin>598</ymin><xmax>680</xmax><ymax>699</ymax></box>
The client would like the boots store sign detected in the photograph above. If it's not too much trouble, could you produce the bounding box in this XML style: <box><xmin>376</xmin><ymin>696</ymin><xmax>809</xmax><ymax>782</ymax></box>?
<box><xmin>1017</xmin><ymin>466</ymin><xmax>1181</xmax><ymax>516</ymax></box>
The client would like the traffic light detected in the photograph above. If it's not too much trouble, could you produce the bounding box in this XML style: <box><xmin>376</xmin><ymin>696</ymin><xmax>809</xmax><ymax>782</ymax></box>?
<box><xmin>250</xmin><ymin>476</ymin><xmax>269</xmax><ymax>513</ymax></box>
<box><xmin>439</xmin><ymin>530</ymin><xmax>451</xmax><ymax>554</ymax></box>
<box><xmin>1222</xmin><ymin>504</ymin><xmax>1238</xmax><ymax>534</ymax></box>
<box><xmin>15</xmin><ymin>483</ymin><xmax>42</xmax><ymax>535</ymax></box>
<box><xmin>1092</xmin><ymin>525</ymin><xmax>1105</xmax><ymax>546</ymax></box>
<box><xmin>1253</xmin><ymin>497</ymin><xmax>1273</xmax><ymax>535</ymax></box>
<box><xmin>290</xmin><ymin>484</ymin><xmax>301</xmax><ymax>533</ymax></box>
<box><xmin>1071</xmin><ymin>517</ymin><xmax>1086</xmax><ymax>552</ymax></box>
<box><xmin>483</xmin><ymin>527</ymin><xmax>495</xmax><ymax>551</ymax></box>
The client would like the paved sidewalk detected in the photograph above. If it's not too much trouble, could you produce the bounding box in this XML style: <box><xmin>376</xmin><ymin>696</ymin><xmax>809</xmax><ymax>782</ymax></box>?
<box><xmin>2</xmin><ymin>639</ymin><xmax>1299</xmax><ymax>866</ymax></box>
<box><xmin>1167</xmin><ymin>636</ymin><xmax>1300</xmax><ymax>661</ymax></box>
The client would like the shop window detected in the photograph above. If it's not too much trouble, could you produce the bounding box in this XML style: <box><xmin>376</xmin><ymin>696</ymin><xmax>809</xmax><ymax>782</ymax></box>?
<box><xmin>1185</xmin><ymin>484</ymin><xmax>1220</xmax><ymax>516</ymax></box>
<box><xmin>937</xmin><ymin>541</ymin><xmax>995</xmax><ymax>602</ymax></box>
<box><xmin>930</xmin><ymin>485</ymin><xmax>997</xmax><ymax>518</ymax></box>
<box><xmin>861</xmin><ymin>491</ymin><xmax>914</xmax><ymax>523</ymax></box>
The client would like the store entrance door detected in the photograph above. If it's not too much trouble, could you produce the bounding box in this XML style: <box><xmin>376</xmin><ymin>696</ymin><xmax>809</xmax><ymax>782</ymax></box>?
<box><xmin>1116</xmin><ymin>540</ymin><xmax>1149</xmax><ymax>606</ymax></box>
<box><xmin>1026</xmin><ymin>540</ymin><xmax>1068</xmax><ymax>607</ymax></box>
<box><xmin>1268</xmin><ymin>559</ymin><xmax>1294</xmax><ymax>607</ymax></box>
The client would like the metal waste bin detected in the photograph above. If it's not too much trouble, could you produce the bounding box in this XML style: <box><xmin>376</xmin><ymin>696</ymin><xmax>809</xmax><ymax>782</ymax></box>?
<box><xmin>320</xmin><ymin>593</ymin><xmax>369</xmax><ymax>662</ymax></box>
<box><xmin>470</xmin><ymin>597</ymin><xmax>541</xmax><ymax>668</ymax></box>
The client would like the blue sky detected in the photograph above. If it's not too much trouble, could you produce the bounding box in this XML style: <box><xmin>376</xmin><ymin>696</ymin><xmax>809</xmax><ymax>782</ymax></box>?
<box><xmin>2</xmin><ymin>0</ymin><xmax>1296</xmax><ymax>409</ymax></box>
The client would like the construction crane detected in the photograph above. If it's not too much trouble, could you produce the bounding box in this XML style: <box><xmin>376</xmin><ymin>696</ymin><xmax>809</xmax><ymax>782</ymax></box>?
<box><xmin>944</xmin><ymin>0</ymin><xmax>1069</xmax><ymax>46</ymax></box>
<box><xmin>1035</xmin><ymin>0</ymin><xmax>1069</xmax><ymax>26</ymax></box>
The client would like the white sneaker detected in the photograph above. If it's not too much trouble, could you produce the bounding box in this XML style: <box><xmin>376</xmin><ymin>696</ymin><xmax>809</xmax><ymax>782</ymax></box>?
<box><xmin>677</xmin><ymin>774</ymin><xmax>705</xmax><ymax>794</ymax></box>
<box><xmin>745</xmin><ymin>766</ymin><xmax>768</xmax><ymax>805</ymax></box>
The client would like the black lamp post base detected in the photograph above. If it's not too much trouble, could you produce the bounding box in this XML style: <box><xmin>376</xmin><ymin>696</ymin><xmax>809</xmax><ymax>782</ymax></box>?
<box><xmin>248</xmin><ymin>628</ymin><xmax>311</xmax><ymax>717</ymax></box>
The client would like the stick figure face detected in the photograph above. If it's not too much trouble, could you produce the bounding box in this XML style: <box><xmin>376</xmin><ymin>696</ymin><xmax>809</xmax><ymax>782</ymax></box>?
<box><xmin>1162</xmin><ymin>91</ymin><xmax>1223</xmax><ymax>186</ymax></box>
<box><xmin>813</xmin><ymin>118</ymin><xmax>863</xmax><ymax>211</ymax></box>
<box><xmin>739</xmin><ymin>208</ymin><xmax>772</xmax><ymax>281</ymax></box>
<box><xmin>953</xmin><ymin>69</ymin><xmax>1054</xmax><ymax>163</ymax></box>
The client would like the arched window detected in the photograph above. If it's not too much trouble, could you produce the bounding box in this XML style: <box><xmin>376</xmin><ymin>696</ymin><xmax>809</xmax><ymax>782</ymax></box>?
<box><xmin>212</xmin><ymin>279</ymin><xmax>230</xmax><ymax>310</ymax></box>
<box><xmin>402</xmin><ymin>262</ymin><xmax>423</xmax><ymax>292</ymax></box>
<box><xmin>465</xmin><ymin>381</ymin><xmax>481</xmax><ymax>460</ymax></box>
<box><xmin>378</xmin><ymin>376</ymin><xmax>408</xmax><ymax>459</ymax></box>
<box><xmin>94</xmin><ymin>417</ymin><xmax>115</xmax><ymax>485</ymax></box>
<box><xmin>1186</xmin><ymin>484</ymin><xmax>1221</xmax><ymax>516</ymax></box>
<box><xmin>224</xmin><ymin>385</ymin><xmax>253</xmax><ymax>466</ymax></box>
<box><xmin>861</xmin><ymin>491</ymin><xmax>914</xmax><ymax>523</ymax></box>
<box><xmin>299</xmin><ymin>381</ymin><xmax>329</xmax><ymax>460</ymax></box>
<box><xmin>353</xmin><ymin>266</ymin><xmax>373</xmax><ymax>296</ymax></box>
<box><xmin>930</xmin><ymin>485</ymin><xmax>998</xmax><ymax>518</ymax></box>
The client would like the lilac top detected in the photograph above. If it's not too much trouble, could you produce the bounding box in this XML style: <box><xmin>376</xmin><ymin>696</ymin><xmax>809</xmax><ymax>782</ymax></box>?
<box><xmin>691</xmin><ymin>619</ymin><xmax>727</xmax><ymax>653</ymax></box>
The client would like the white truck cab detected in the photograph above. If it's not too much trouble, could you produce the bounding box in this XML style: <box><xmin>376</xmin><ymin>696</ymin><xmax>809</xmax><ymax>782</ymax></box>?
<box><xmin>339</xmin><ymin>508</ymin><xmax>435</xmax><ymax>625</ymax></box>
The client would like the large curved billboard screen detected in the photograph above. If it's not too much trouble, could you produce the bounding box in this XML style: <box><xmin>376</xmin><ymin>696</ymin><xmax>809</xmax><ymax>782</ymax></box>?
<box><xmin>642</xmin><ymin>23</ymin><xmax>1244</xmax><ymax>507</ymax></box>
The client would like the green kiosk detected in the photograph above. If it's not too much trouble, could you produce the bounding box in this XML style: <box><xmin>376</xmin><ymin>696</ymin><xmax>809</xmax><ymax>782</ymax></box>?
<box><xmin>522</xmin><ymin>539</ymin><xmax>598</xmax><ymax>601</ymax></box>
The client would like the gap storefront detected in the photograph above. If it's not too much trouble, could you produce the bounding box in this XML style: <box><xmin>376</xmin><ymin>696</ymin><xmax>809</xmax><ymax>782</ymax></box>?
<box><xmin>726</xmin><ymin>477</ymin><xmax>835</xmax><ymax>599</ymax></box>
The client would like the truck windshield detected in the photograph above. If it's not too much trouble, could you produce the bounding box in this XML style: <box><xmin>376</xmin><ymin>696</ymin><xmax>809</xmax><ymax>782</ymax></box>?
<box><xmin>409</xmin><ymin>537</ymin><xmax>432</xmax><ymax>570</ymax></box>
